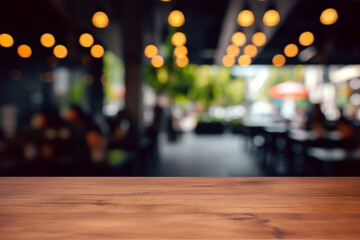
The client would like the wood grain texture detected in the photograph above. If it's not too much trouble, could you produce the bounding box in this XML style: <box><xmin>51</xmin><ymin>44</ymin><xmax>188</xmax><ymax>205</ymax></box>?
<box><xmin>1</xmin><ymin>177</ymin><xmax>360</xmax><ymax>239</ymax></box>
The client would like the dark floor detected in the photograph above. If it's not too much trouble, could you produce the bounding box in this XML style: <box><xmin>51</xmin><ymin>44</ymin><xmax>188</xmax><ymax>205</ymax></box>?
<box><xmin>159</xmin><ymin>133</ymin><xmax>264</xmax><ymax>176</ymax></box>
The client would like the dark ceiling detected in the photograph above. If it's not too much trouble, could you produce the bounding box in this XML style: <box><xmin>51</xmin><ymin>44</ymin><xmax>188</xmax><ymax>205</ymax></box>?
<box><xmin>0</xmin><ymin>0</ymin><xmax>359</xmax><ymax>67</ymax></box>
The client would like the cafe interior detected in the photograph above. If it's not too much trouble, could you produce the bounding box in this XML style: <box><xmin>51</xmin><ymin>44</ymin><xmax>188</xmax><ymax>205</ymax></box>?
<box><xmin>1</xmin><ymin>0</ymin><xmax>360</xmax><ymax>176</ymax></box>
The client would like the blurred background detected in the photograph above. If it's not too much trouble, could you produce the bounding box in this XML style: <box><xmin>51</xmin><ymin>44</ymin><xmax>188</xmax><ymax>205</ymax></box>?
<box><xmin>1</xmin><ymin>0</ymin><xmax>360</xmax><ymax>176</ymax></box>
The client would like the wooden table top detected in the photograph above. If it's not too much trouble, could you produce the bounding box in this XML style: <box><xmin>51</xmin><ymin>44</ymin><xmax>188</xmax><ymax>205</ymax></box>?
<box><xmin>1</xmin><ymin>177</ymin><xmax>360</xmax><ymax>239</ymax></box>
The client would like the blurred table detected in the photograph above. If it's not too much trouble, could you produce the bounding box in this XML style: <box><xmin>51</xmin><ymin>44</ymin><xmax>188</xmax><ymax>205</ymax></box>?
<box><xmin>1</xmin><ymin>177</ymin><xmax>360</xmax><ymax>239</ymax></box>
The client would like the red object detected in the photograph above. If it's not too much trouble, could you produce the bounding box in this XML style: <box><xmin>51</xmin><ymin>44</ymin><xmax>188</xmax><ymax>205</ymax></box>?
<box><xmin>269</xmin><ymin>81</ymin><xmax>308</xmax><ymax>99</ymax></box>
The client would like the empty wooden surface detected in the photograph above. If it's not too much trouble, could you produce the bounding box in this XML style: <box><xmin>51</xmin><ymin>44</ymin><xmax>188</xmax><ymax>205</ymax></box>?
<box><xmin>1</xmin><ymin>177</ymin><xmax>360</xmax><ymax>239</ymax></box>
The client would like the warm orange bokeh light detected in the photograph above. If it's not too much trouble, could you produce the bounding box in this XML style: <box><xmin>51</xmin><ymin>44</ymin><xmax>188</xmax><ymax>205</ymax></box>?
<box><xmin>299</xmin><ymin>31</ymin><xmax>314</xmax><ymax>46</ymax></box>
<box><xmin>174</xmin><ymin>45</ymin><xmax>188</xmax><ymax>58</ymax></box>
<box><xmin>92</xmin><ymin>11</ymin><xmax>109</xmax><ymax>28</ymax></box>
<box><xmin>176</xmin><ymin>56</ymin><xmax>189</xmax><ymax>68</ymax></box>
<box><xmin>151</xmin><ymin>55</ymin><xmax>164</xmax><ymax>68</ymax></box>
<box><xmin>226</xmin><ymin>44</ymin><xmax>240</xmax><ymax>57</ymax></box>
<box><xmin>238</xmin><ymin>55</ymin><xmax>252</xmax><ymax>66</ymax></box>
<box><xmin>263</xmin><ymin>9</ymin><xmax>280</xmax><ymax>26</ymax></box>
<box><xmin>171</xmin><ymin>32</ymin><xmax>187</xmax><ymax>46</ymax></box>
<box><xmin>168</xmin><ymin>10</ymin><xmax>185</xmax><ymax>27</ymax></box>
<box><xmin>222</xmin><ymin>55</ymin><xmax>235</xmax><ymax>67</ymax></box>
<box><xmin>252</xmin><ymin>32</ymin><xmax>267</xmax><ymax>47</ymax></box>
<box><xmin>90</xmin><ymin>44</ymin><xmax>105</xmax><ymax>58</ymax></box>
<box><xmin>244</xmin><ymin>44</ymin><xmax>257</xmax><ymax>58</ymax></box>
<box><xmin>0</xmin><ymin>33</ymin><xmax>14</xmax><ymax>48</ymax></box>
<box><xmin>237</xmin><ymin>10</ymin><xmax>254</xmax><ymax>27</ymax></box>
<box><xmin>144</xmin><ymin>44</ymin><xmax>158</xmax><ymax>58</ymax></box>
<box><xmin>231</xmin><ymin>32</ymin><xmax>246</xmax><ymax>46</ymax></box>
<box><xmin>53</xmin><ymin>45</ymin><xmax>68</xmax><ymax>59</ymax></box>
<box><xmin>320</xmin><ymin>8</ymin><xmax>338</xmax><ymax>25</ymax></box>
<box><xmin>40</xmin><ymin>33</ymin><xmax>55</xmax><ymax>48</ymax></box>
<box><xmin>284</xmin><ymin>43</ymin><xmax>299</xmax><ymax>57</ymax></box>
<box><xmin>272</xmin><ymin>54</ymin><xmax>286</xmax><ymax>67</ymax></box>
<box><xmin>79</xmin><ymin>33</ymin><xmax>94</xmax><ymax>48</ymax></box>
<box><xmin>17</xmin><ymin>44</ymin><xmax>32</xmax><ymax>58</ymax></box>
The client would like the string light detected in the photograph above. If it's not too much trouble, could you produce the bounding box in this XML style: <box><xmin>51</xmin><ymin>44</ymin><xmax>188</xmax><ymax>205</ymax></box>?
<box><xmin>17</xmin><ymin>44</ymin><xmax>32</xmax><ymax>58</ymax></box>
<box><xmin>40</xmin><ymin>33</ymin><xmax>55</xmax><ymax>48</ymax></box>
<box><xmin>231</xmin><ymin>32</ymin><xmax>246</xmax><ymax>46</ymax></box>
<box><xmin>171</xmin><ymin>32</ymin><xmax>187</xmax><ymax>46</ymax></box>
<box><xmin>176</xmin><ymin>56</ymin><xmax>189</xmax><ymax>67</ymax></box>
<box><xmin>238</xmin><ymin>55</ymin><xmax>251</xmax><ymax>66</ymax></box>
<box><xmin>320</xmin><ymin>8</ymin><xmax>338</xmax><ymax>25</ymax></box>
<box><xmin>272</xmin><ymin>54</ymin><xmax>286</xmax><ymax>67</ymax></box>
<box><xmin>53</xmin><ymin>45</ymin><xmax>68</xmax><ymax>59</ymax></box>
<box><xmin>252</xmin><ymin>32</ymin><xmax>267</xmax><ymax>47</ymax></box>
<box><xmin>90</xmin><ymin>44</ymin><xmax>104</xmax><ymax>58</ymax></box>
<box><xmin>151</xmin><ymin>55</ymin><xmax>164</xmax><ymax>68</ymax></box>
<box><xmin>299</xmin><ymin>31</ymin><xmax>314</xmax><ymax>46</ymax></box>
<box><xmin>0</xmin><ymin>33</ymin><xmax>14</xmax><ymax>48</ymax></box>
<box><xmin>226</xmin><ymin>44</ymin><xmax>240</xmax><ymax>57</ymax></box>
<box><xmin>237</xmin><ymin>10</ymin><xmax>254</xmax><ymax>27</ymax></box>
<box><xmin>222</xmin><ymin>55</ymin><xmax>235</xmax><ymax>67</ymax></box>
<box><xmin>284</xmin><ymin>44</ymin><xmax>298</xmax><ymax>57</ymax></box>
<box><xmin>174</xmin><ymin>45</ymin><xmax>188</xmax><ymax>58</ymax></box>
<box><xmin>263</xmin><ymin>9</ymin><xmax>280</xmax><ymax>26</ymax></box>
<box><xmin>92</xmin><ymin>11</ymin><xmax>109</xmax><ymax>28</ymax></box>
<box><xmin>168</xmin><ymin>10</ymin><xmax>185</xmax><ymax>27</ymax></box>
<box><xmin>79</xmin><ymin>33</ymin><xmax>94</xmax><ymax>48</ymax></box>
<box><xmin>144</xmin><ymin>45</ymin><xmax>158</xmax><ymax>58</ymax></box>
<box><xmin>244</xmin><ymin>44</ymin><xmax>257</xmax><ymax>58</ymax></box>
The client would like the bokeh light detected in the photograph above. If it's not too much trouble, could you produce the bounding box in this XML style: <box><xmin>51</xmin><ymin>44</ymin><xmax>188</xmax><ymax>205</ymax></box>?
<box><xmin>90</xmin><ymin>44</ymin><xmax>105</xmax><ymax>58</ymax></box>
<box><xmin>237</xmin><ymin>10</ymin><xmax>254</xmax><ymax>27</ymax></box>
<box><xmin>176</xmin><ymin>56</ymin><xmax>189</xmax><ymax>68</ymax></box>
<box><xmin>238</xmin><ymin>55</ymin><xmax>252</xmax><ymax>66</ymax></box>
<box><xmin>263</xmin><ymin>9</ymin><xmax>280</xmax><ymax>26</ymax></box>
<box><xmin>168</xmin><ymin>10</ymin><xmax>185</xmax><ymax>27</ymax></box>
<box><xmin>79</xmin><ymin>33</ymin><xmax>94</xmax><ymax>48</ymax></box>
<box><xmin>222</xmin><ymin>55</ymin><xmax>235</xmax><ymax>67</ymax></box>
<box><xmin>144</xmin><ymin>44</ymin><xmax>158</xmax><ymax>58</ymax></box>
<box><xmin>272</xmin><ymin>54</ymin><xmax>286</xmax><ymax>67</ymax></box>
<box><xmin>244</xmin><ymin>44</ymin><xmax>257</xmax><ymax>58</ymax></box>
<box><xmin>284</xmin><ymin>43</ymin><xmax>299</xmax><ymax>57</ymax></box>
<box><xmin>226</xmin><ymin>44</ymin><xmax>240</xmax><ymax>57</ymax></box>
<box><xmin>231</xmin><ymin>32</ymin><xmax>246</xmax><ymax>46</ymax></box>
<box><xmin>151</xmin><ymin>55</ymin><xmax>164</xmax><ymax>68</ymax></box>
<box><xmin>40</xmin><ymin>33</ymin><xmax>55</xmax><ymax>48</ymax></box>
<box><xmin>299</xmin><ymin>31</ymin><xmax>314</xmax><ymax>46</ymax></box>
<box><xmin>320</xmin><ymin>8</ymin><xmax>338</xmax><ymax>25</ymax></box>
<box><xmin>174</xmin><ymin>45</ymin><xmax>188</xmax><ymax>58</ymax></box>
<box><xmin>53</xmin><ymin>45</ymin><xmax>68</xmax><ymax>59</ymax></box>
<box><xmin>17</xmin><ymin>44</ymin><xmax>32</xmax><ymax>58</ymax></box>
<box><xmin>92</xmin><ymin>11</ymin><xmax>109</xmax><ymax>28</ymax></box>
<box><xmin>171</xmin><ymin>32</ymin><xmax>187</xmax><ymax>46</ymax></box>
<box><xmin>252</xmin><ymin>32</ymin><xmax>267</xmax><ymax>47</ymax></box>
<box><xmin>0</xmin><ymin>33</ymin><xmax>14</xmax><ymax>48</ymax></box>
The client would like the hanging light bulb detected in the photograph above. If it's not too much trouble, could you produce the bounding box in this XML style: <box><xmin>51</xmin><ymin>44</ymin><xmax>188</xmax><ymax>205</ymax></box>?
<box><xmin>252</xmin><ymin>32</ymin><xmax>267</xmax><ymax>47</ymax></box>
<box><xmin>299</xmin><ymin>31</ymin><xmax>314</xmax><ymax>46</ymax></box>
<box><xmin>144</xmin><ymin>45</ymin><xmax>158</xmax><ymax>58</ymax></box>
<box><xmin>284</xmin><ymin>44</ymin><xmax>298</xmax><ymax>57</ymax></box>
<box><xmin>231</xmin><ymin>32</ymin><xmax>246</xmax><ymax>46</ymax></box>
<box><xmin>168</xmin><ymin>10</ymin><xmax>185</xmax><ymax>27</ymax></box>
<box><xmin>263</xmin><ymin>9</ymin><xmax>280</xmax><ymax>26</ymax></box>
<box><xmin>244</xmin><ymin>44</ymin><xmax>257</xmax><ymax>58</ymax></box>
<box><xmin>171</xmin><ymin>32</ymin><xmax>187</xmax><ymax>46</ymax></box>
<box><xmin>320</xmin><ymin>8</ymin><xmax>338</xmax><ymax>25</ymax></box>
<box><xmin>238</xmin><ymin>55</ymin><xmax>251</xmax><ymax>66</ymax></box>
<box><xmin>272</xmin><ymin>54</ymin><xmax>286</xmax><ymax>67</ymax></box>
<box><xmin>237</xmin><ymin>9</ymin><xmax>254</xmax><ymax>27</ymax></box>
<box><xmin>226</xmin><ymin>44</ymin><xmax>240</xmax><ymax>57</ymax></box>
<box><xmin>222</xmin><ymin>55</ymin><xmax>235</xmax><ymax>67</ymax></box>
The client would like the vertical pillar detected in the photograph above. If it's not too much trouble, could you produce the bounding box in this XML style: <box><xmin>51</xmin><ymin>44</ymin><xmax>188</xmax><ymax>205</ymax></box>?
<box><xmin>121</xmin><ymin>0</ymin><xmax>143</xmax><ymax>143</ymax></box>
